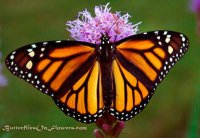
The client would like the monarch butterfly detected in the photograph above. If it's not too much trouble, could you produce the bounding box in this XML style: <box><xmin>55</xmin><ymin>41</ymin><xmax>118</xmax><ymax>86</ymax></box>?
<box><xmin>5</xmin><ymin>30</ymin><xmax>189</xmax><ymax>123</ymax></box>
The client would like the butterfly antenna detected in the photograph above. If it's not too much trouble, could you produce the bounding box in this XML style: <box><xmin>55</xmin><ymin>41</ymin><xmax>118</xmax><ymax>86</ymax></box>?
<box><xmin>77</xmin><ymin>18</ymin><xmax>102</xmax><ymax>34</ymax></box>
<box><xmin>107</xmin><ymin>16</ymin><xmax>121</xmax><ymax>35</ymax></box>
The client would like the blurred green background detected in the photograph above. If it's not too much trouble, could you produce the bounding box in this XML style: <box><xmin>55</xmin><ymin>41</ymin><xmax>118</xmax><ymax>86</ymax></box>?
<box><xmin>0</xmin><ymin>0</ymin><xmax>199</xmax><ymax>138</ymax></box>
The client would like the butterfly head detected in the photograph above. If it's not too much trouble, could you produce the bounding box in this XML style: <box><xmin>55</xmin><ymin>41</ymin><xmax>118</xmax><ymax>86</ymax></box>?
<box><xmin>97</xmin><ymin>33</ymin><xmax>115</xmax><ymax>61</ymax></box>
<box><xmin>100</xmin><ymin>33</ymin><xmax>110</xmax><ymax>45</ymax></box>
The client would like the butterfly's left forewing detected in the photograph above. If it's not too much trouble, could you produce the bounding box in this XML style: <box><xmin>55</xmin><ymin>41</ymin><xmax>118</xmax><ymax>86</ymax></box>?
<box><xmin>5</xmin><ymin>41</ymin><xmax>104</xmax><ymax>123</ymax></box>
<box><xmin>110</xmin><ymin>31</ymin><xmax>189</xmax><ymax>121</ymax></box>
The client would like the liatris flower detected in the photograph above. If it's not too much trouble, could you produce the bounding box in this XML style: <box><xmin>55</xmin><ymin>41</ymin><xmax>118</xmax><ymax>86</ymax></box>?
<box><xmin>66</xmin><ymin>3</ymin><xmax>140</xmax><ymax>44</ymax></box>
<box><xmin>66</xmin><ymin>3</ymin><xmax>140</xmax><ymax>138</ymax></box>
<box><xmin>0</xmin><ymin>52</ymin><xmax>7</xmax><ymax>86</ymax></box>
<box><xmin>190</xmin><ymin>0</ymin><xmax>200</xmax><ymax>37</ymax></box>
<box><xmin>191</xmin><ymin>0</ymin><xmax>200</xmax><ymax>12</ymax></box>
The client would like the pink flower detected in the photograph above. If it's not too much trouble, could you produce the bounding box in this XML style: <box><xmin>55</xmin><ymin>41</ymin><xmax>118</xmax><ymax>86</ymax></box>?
<box><xmin>191</xmin><ymin>0</ymin><xmax>200</xmax><ymax>12</ymax></box>
<box><xmin>66</xmin><ymin>3</ymin><xmax>140</xmax><ymax>44</ymax></box>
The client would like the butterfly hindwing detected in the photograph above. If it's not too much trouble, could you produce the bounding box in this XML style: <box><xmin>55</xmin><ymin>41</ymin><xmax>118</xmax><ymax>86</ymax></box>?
<box><xmin>5</xmin><ymin>40</ymin><xmax>105</xmax><ymax>123</ymax></box>
<box><xmin>54</xmin><ymin>61</ymin><xmax>104</xmax><ymax>123</ymax></box>
<box><xmin>109</xmin><ymin>31</ymin><xmax>189</xmax><ymax>120</ymax></box>
<box><xmin>110</xmin><ymin>59</ymin><xmax>150</xmax><ymax>121</ymax></box>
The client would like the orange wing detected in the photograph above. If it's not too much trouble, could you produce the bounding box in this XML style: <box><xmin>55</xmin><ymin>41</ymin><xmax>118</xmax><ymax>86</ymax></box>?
<box><xmin>5</xmin><ymin>41</ymin><xmax>104</xmax><ymax>123</ymax></box>
<box><xmin>55</xmin><ymin>61</ymin><xmax>104</xmax><ymax>123</ymax></box>
<box><xmin>110</xmin><ymin>59</ymin><xmax>149</xmax><ymax>121</ymax></box>
<box><xmin>109</xmin><ymin>31</ymin><xmax>189</xmax><ymax>120</ymax></box>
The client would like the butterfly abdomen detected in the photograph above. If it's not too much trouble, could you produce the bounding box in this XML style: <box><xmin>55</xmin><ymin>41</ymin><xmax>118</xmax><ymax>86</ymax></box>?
<box><xmin>100</xmin><ymin>60</ymin><xmax>114</xmax><ymax>107</ymax></box>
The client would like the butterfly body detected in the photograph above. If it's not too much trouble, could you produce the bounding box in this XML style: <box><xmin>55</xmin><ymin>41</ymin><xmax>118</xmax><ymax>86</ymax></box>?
<box><xmin>97</xmin><ymin>34</ymin><xmax>115</xmax><ymax>107</ymax></box>
<box><xmin>5</xmin><ymin>30</ymin><xmax>189</xmax><ymax>123</ymax></box>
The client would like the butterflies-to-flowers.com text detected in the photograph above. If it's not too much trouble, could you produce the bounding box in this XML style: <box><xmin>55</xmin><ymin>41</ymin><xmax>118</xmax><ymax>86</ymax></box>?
<box><xmin>1</xmin><ymin>124</ymin><xmax>87</xmax><ymax>132</ymax></box>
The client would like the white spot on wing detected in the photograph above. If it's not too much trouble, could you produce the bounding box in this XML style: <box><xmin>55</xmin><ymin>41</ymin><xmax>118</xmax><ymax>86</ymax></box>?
<box><xmin>168</xmin><ymin>46</ymin><xmax>173</xmax><ymax>54</ymax></box>
<box><xmin>28</xmin><ymin>73</ymin><xmax>32</xmax><ymax>78</ymax></box>
<box><xmin>28</xmin><ymin>51</ymin><xmax>35</xmax><ymax>57</ymax></box>
<box><xmin>43</xmin><ymin>42</ymin><xmax>48</xmax><ymax>45</ymax></box>
<box><xmin>26</xmin><ymin>60</ymin><xmax>33</xmax><ymax>69</ymax></box>
<box><xmin>31</xmin><ymin>44</ymin><xmax>37</xmax><ymax>48</ymax></box>
<box><xmin>182</xmin><ymin>37</ymin><xmax>185</xmax><ymax>42</ymax></box>
<box><xmin>10</xmin><ymin>55</ymin><xmax>14</xmax><ymax>60</ymax></box>
<box><xmin>154</xmin><ymin>31</ymin><xmax>159</xmax><ymax>34</ymax></box>
<box><xmin>40</xmin><ymin>54</ymin><xmax>44</xmax><ymax>57</ymax></box>
<box><xmin>166</xmin><ymin>35</ymin><xmax>171</xmax><ymax>38</ymax></box>
<box><xmin>41</xmin><ymin>48</ymin><xmax>45</xmax><ymax>51</ymax></box>
<box><xmin>165</xmin><ymin>37</ymin><xmax>170</xmax><ymax>43</ymax></box>
<box><xmin>27</xmin><ymin>49</ymin><xmax>33</xmax><ymax>52</ymax></box>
